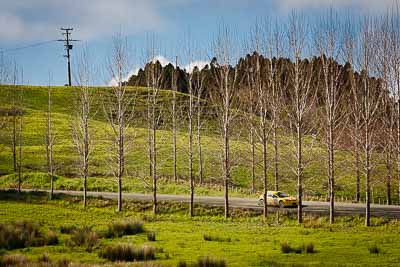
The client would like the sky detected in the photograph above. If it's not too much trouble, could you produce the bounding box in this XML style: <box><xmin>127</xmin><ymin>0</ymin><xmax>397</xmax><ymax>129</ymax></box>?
<box><xmin>0</xmin><ymin>0</ymin><xmax>397</xmax><ymax>86</ymax></box>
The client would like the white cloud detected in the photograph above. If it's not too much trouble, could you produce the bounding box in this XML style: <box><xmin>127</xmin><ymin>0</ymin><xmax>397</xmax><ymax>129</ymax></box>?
<box><xmin>152</xmin><ymin>55</ymin><xmax>171</xmax><ymax>67</ymax></box>
<box><xmin>108</xmin><ymin>56</ymin><xmax>209</xmax><ymax>85</ymax></box>
<box><xmin>108</xmin><ymin>67</ymin><xmax>140</xmax><ymax>86</ymax></box>
<box><xmin>275</xmin><ymin>0</ymin><xmax>398</xmax><ymax>12</ymax></box>
<box><xmin>0</xmin><ymin>0</ymin><xmax>178</xmax><ymax>43</ymax></box>
<box><xmin>184</xmin><ymin>60</ymin><xmax>209</xmax><ymax>73</ymax></box>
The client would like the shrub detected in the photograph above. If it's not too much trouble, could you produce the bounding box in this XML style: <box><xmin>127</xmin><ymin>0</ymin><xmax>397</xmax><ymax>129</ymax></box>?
<box><xmin>99</xmin><ymin>243</ymin><xmax>155</xmax><ymax>262</ymax></box>
<box><xmin>147</xmin><ymin>232</ymin><xmax>156</xmax><ymax>242</ymax></box>
<box><xmin>37</xmin><ymin>252</ymin><xmax>51</xmax><ymax>263</ymax></box>
<box><xmin>368</xmin><ymin>243</ymin><xmax>380</xmax><ymax>254</ymax></box>
<box><xmin>59</xmin><ymin>225</ymin><xmax>77</xmax><ymax>234</ymax></box>
<box><xmin>280</xmin><ymin>242</ymin><xmax>292</xmax><ymax>253</ymax></box>
<box><xmin>280</xmin><ymin>241</ymin><xmax>315</xmax><ymax>254</ymax></box>
<box><xmin>196</xmin><ymin>257</ymin><xmax>226</xmax><ymax>267</ymax></box>
<box><xmin>305</xmin><ymin>242</ymin><xmax>315</xmax><ymax>253</ymax></box>
<box><xmin>0</xmin><ymin>221</ymin><xmax>58</xmax><ymax>250</ymax></box>
<box><xmin>203</xmin><ymin>234</ymin><xmax>231</xmax><ymax>242</ymax></box>
<box><xmin>0</xmin><ymin>254</ymin><xmax>28</xmax><ymax>267</ymax></box>
<box><xmin>68</xmin><ymin>226</ymin><xmax>99</xmax><ymax>252</ymax></box>
<box><xmin>106</xmin><ymin>220</ymin><xmax>144</xmax><ymax>238</ymax></box>
<box><xmin>46</xmin><ymin>231</ymin><xmax>59</xmax><ymax>246</ymax></box>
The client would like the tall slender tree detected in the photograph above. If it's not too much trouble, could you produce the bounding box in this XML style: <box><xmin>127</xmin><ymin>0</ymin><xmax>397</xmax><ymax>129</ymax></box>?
<box><xmin>45</xmin><ymin>83</ymin><xmax>55</xmax><ymax>200</ymax></box>
<box><xmin>210</xmin><ymin>25</ymin><xmax>241</xmax><ymax>218</ymax></box>
<box><xmin>72</xmin><ymin>47</ymin><xmax>94</xmax><ymax>208</ymax></box>
<box><xmin>104</xmin><ymin>34</ymin><xmax>135</xmax><ymax>212</ymax></box>
<box><xmin>286</xmin><ymin>12</ymin><xmax>317</xmax><ymax>223</ymax></box>
<box><xmin>315</xmin><ymin>9</ymin><xmax>345</xmax><ymax>224</ymax></box>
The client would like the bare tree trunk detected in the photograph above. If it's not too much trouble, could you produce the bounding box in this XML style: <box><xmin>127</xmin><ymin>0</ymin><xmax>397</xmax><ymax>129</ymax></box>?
<box><xmin>189</xmin><ymin>79</ymin><xmax>194</xmax><ymax>217</ymax></box>
<box><xmin>17</xmin><ymin>113</ymin><xmax>22</xmax><ymax>194</ymax></box>
<box><xmin>250</xmin><ymin>127</ymin><xmax>256</xmax><ymax>193</ymax></box>
<box><xmin>197</xmin><ymin>107</ymin><xmax>204</xmax><ymax>185</ymax></box>
<box><xmin>386</xmin><ymin>148</ymin><xmax>392</xmax><ymax>205</ymax></box>
<box><xmin>148</xmin><ymin>89</ymin><xmax>153</xmax><ymax>178</ymax></box>
<box><xmin>46</xmin><ymin>85</ymin><xmax>55</xmax><ymax>200</ymax></box>
<box><xmin>223</xmin><ymin>115</ymin><xmax>230</xmax><ymax>219</ymax></box>
<box><xmin>172</xmin><ymin>56</ymin><xmax>178</xmax><ymax>182</ymax></box>
<box><xmin>273</xmin><ymin>116</ymin><xmax>279</xmax><ymax>191</ymax></box>
<box><xmin>152</xmin><ymin>88</ymin><xmax>157</xmax><ymax>215</ymax></box>
<box><xmin>262</xmin><ymin>127</ymin><xmax>267</xmax><ymax>218</ymax></box>
<box><xmin>104</xmin><ymin>34</ymin><xmax>134</xmax><ymax>212</ymax></box>
<box><xmin>296</xmin><ymin>115</ymin><xmax>303</xmax><ymax>224</ymax></box>
<box><xmin>354</xmin><ymin>123</ymin><xmax>361</xmax><ymax>202</ymax></box>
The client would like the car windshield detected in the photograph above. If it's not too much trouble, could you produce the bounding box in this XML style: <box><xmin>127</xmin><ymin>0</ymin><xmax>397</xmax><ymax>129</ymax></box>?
<box><xmin>276</xmin><ymin>192</ymin><xmax>289</xmax><ymax>198</ymax></box>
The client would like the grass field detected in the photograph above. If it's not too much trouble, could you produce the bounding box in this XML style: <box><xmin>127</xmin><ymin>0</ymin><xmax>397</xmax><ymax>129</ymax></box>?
<box><xmin>0</xmin><ymin>190</ymin><xmax>400</xmax><ymax>266</ymax></box>
<box><xmin>0</xmin><ymin>85</ymin><xmax>396</xmax><ymax>203</ymax></box>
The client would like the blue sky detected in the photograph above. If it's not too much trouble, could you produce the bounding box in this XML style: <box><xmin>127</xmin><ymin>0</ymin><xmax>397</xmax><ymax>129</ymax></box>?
<box><xmin>0</xmin><ymin>0</ymin><xmax>396</xmax><ymax>86</ymax></box>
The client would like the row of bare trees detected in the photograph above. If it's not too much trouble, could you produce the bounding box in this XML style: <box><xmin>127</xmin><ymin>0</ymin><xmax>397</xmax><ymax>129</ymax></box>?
<box><xmin>1</xmin><ymin>9</ymin><xmax>400</xmax><ymax>228</ymax></box>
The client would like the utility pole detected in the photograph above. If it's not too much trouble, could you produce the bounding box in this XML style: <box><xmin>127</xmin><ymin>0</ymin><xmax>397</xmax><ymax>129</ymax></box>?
<box><xmin>57</xmin><ymin>28</ymin><xmax>78</xmax><ymax>86</ymax></box>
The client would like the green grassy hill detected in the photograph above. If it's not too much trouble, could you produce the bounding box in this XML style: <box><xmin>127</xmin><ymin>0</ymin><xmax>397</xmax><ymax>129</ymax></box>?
<box><xmin>0</xmin><ymin>85</ymin><xmax>393</xmax><ymax>202</ymax></box>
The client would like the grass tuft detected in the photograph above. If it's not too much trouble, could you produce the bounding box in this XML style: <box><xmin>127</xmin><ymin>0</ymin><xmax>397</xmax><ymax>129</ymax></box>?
<box><xmin>106</xmin><ymin>220</ymin><xmax>144</xmax><ymax>238</ymax></box>
<box><xmin>67</xmin><ymin>226</ymin><xmax>99</xmax><ymax>252</ymax></box>
<box><xmin>0</xmin><ymin>254</ymin><xmax>28</xmax><ymax>266</ymax></box>
<box><xmin>59</xmin><ymin>224</ymin><xmax>77</xmax><ymax>234</ymax></box>
<box><xmin>0</xmin><ymin>221</ymin><xmax>58</xmax><ymax>250</ymax></box>
<box><xmin>368</xmin><ymin>243</ymin><xmax>380</xmax><ymax>254</ymax></box>
<box><xmin>203</xmin><ymin>234</ymin><xmax>231</xmax><ymax>242</ymax></box>
<box><xmin>147</xmin><ymin>232</ymin><xmax>156</xmax><ymax>241</ymax></box>
<box><xmin>196</xmin><ymin>256</ymin><xmax>226</xmax><ymax>267</ymax></box>
<box><xmin>98</xmin><ymin>243</ymin><xmax>155</xmax><ymax>262</ymax></box>
<box><xmin>280</xmin><ymin>241</ymin><xmax>315</xmax><ymax>254</ymax></box>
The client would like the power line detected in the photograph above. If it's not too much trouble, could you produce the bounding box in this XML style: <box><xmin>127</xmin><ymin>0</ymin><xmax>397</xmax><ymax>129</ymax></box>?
<box><xmin>57</xmin><ymin>28</ymin><xmax>79</xmax><ymax>86</ymax></box>
<box><xmin>0</xmin><ymin>40</ymin><xmax>57</xmax><ymax>54</ymax></box>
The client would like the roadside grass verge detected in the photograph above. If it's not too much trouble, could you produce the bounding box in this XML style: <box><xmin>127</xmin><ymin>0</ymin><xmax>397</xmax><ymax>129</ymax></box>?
<box><xmin>1</xmin><ymin>190</ymin><xmax>400</xmax><ymax>266</ymax></box>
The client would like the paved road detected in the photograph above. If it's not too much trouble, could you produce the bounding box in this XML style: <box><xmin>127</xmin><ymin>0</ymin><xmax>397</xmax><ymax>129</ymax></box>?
<box><xmin>13</xmin><ymin>189</ymin><xmax>400</xmax><ymax>219</ymax></box>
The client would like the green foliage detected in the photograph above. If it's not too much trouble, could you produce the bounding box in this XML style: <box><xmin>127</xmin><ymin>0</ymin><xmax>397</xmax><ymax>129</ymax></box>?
<box><xmin>98</xmin><ymin>243</ymin><xmax>155</xmax><ymax>262</ymax></box>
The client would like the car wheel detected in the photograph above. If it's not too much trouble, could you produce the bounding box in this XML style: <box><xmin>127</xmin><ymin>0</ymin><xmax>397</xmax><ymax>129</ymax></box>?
<box><xmin>258</xmin><ymin>199</ymin><xmax>264</xmax><ymax>206</ymax></box>
<box><xmin>279</xmin><ymin>201</ymin><xmax>284</xmax><ymax>209</ymax></box>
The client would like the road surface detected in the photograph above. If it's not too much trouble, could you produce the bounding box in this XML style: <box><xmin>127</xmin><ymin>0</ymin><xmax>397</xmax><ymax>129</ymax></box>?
<box><xmin>9</xmin><ymin>189</ymin><xmax>400</xmax><ymax>219</ymax></box>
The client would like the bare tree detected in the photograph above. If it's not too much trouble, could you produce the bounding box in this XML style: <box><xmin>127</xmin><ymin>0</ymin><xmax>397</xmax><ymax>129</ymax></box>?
<box><xmin>285</xmin><ymin>12</ymin><xmax>317</xmax><ymax>223</ymax></box>
<box><xmin>172</xmin><ymin>56</ymin><xmax>178</xmax><ymax>182</ymax></box>
<box><xmin>7</xmin><ymin>64</ymin><xmax>24</xmax><ymax>194</ymax></box>
<box><xmin>377</xmin><ymin>14</ymin><xmax>395</xmax><ymax>205</ymax></box>
<box><xmin>266</xmin><ymin>21</ymin><xmax>285</xmax><ymax>192</ymax></box>
<box><xmin>193</xmin><ymin>67</ymin><xmax>206</xmax><ymax>186</ymax></box>
<box><xmin>144</xmin><ymin>36</ymin><xmax>163</xmax><ymax>215</ymax></box>
<box><xmin>388</xmin><ymin>7</ymin><xmax>400</xmax><ymax>203</ymax></box>
<box><xmin>247</xmin><ymin>23</ymin><xmax>270</xmax><ymax>218</ymax></box>
<box><xmin>72</xmin><ymin>47</ymin><xmax>94</xmax><ymax>208</ymax></box>
<box><xmin>0</xmin><ymin>54</ymin><xmax>10</xmax><ymax>131</ymax></box>
<box><xmin>104</xmin><ymin>34</ymin><xmax>135</xmax><ymax>212</ymax></box>
<box><xmin>343</xmin><ymin>17</ymin><xmax>363</xmax><ymax>203</ymax></box>
<box><xmin>356</xmin><ymin>17</ymin><xmax>383</xmax><ymax>226</ymax></box>
<box><xmin>315</xmin><ymin>9</ymin><xmax>345</xmax><ymax>224</ymax></box>
<box><xmin>184</xmin><ymin>40</ymin><xmax>195</xmax><ymax>217</ymax></box>
<box><xmin>45</xmin><ymin>82</ymin><xmax>55</xmax><ymax>200</ymax></box>
<box><xmin>210</xmin><ymin>25</ymin><xmax>241</xmax><ymax>218</ymax></box>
